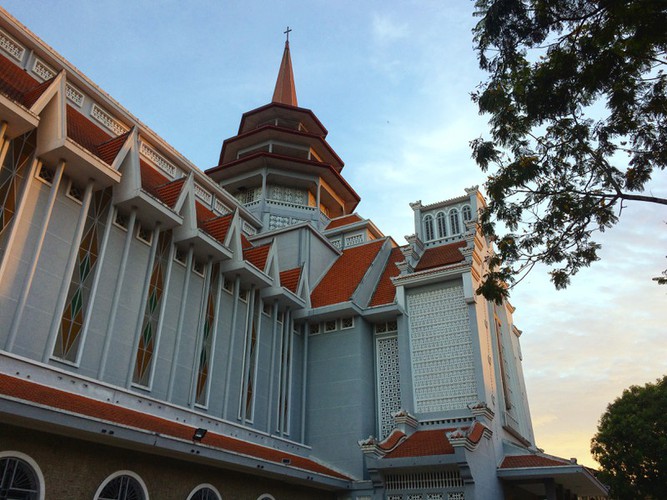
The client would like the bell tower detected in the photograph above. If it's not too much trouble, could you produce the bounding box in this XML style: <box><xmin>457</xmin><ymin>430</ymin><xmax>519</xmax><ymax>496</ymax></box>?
<box><xmin>206</xmin><ymin>33</ymin><xmax>360</xmax><ymax>233</ymax></box>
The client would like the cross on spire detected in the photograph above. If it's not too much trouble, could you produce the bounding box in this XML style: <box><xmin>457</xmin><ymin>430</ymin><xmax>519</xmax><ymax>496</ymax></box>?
<box><xmin>284</xmin><ymin>26</ymin><xmax>292</xmax><ymax>43</ymax></box>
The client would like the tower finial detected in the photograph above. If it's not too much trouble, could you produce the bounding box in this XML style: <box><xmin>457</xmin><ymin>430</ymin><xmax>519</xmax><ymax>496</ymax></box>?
<box><xmin>272</xmin><ymin>29</ymin><xmax>298</xmax><ymax>106</ymax></box>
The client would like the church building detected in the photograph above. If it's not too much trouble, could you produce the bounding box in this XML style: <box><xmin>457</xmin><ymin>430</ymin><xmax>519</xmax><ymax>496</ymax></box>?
<box><xmin>0</xmin><ymin>7</ymin><xmax>607</xmax><ymax>499</ymax></box>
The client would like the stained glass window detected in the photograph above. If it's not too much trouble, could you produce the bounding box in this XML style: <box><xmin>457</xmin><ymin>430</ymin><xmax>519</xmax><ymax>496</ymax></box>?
<box><xmin>133</xmin><ymin>231</ymin><xmax>171</xmax><ymax>386</ymax></box>
<box><xmin>54</xmin><ymin>188</ymin><xmax>112</xmax><ymax>362</ymax></box>
<box><xmin>196</xmin><ymin>263</ymin><xmax>219</xmax><ymax>405</ymax></box>
<box><xmin>0</xmin><ymin>131</ymin><xmax>36</xmax><ymax>252</ymax></box>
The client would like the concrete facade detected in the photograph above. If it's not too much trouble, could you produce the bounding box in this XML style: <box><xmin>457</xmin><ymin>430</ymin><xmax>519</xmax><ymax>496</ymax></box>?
<box><xmin>0</xmin><ymin>7</ymin><xmax>607</xmax><ymax>500</ymax></box>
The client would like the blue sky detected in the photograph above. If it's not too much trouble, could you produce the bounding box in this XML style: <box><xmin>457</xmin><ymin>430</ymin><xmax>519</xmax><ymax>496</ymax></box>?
<box><xmin>4</xmin><ymin>0</ymin><xmax>666</xmax><ymax>467</ymax></box>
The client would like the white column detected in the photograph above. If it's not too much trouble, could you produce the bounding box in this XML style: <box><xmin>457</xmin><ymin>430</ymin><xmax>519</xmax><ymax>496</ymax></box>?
<box><xmin>167</xmin><ymin>244</ymin><xmax>194</xmax><ymax>398</ymax></box>
<box><xmin>98</xmin><ymin>208</ymin><xmax>137</xmax><ymax>378</ymax></box>
<box><xmin>6</xmin><ymin>160</ymin><xmax>65</xmax><ymax>351</ymax></box>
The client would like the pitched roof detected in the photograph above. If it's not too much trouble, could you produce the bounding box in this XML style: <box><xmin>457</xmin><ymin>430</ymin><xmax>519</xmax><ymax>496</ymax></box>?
<box><xmin>382</xmin><ymin>429</ymin><xmax>456</xmax><ymax>458</ymax></box>
<box><xmin>310</xmin><ymin>240</ymin><xmax>384</xmax><ymax>308</ymax></box>
<box><xmin>0</xmin><ymin>52</ymin><xmax>41</xmax><ymax>104</ymax></box>
<box><xmin>326</xmin><ymin>214</ymin><xmax>362</xmax><ymax>230</ymax></box>
<box><xmin>280</xmin><ymin>267</ymin><xmax>301</xmax><ymax>293</ymax></box>
<box><xmin>500</xmin><ymin>455</ymin><xmax>572</xmax><ymax>469</ymax></box>
<box><xmin>196</xmin><ymin>201</ymin><xmax>216</xmax><ymax>224</ymax></box>
<box><xmin>0</xmin><ymin>373</ymin><xmax>349</xmax><ymax>480</ymax></box>
<box><xmin>244</xmin><ymin>243</ymin><xmax>271</xmax><ymax>271</ymax></box>
<box><xmin>414</xmin><ymin>240</ymin><xmax>466</xmax><ymax>271</ymax></box>
<box><xmin>200</xmin><ymin>214</ymin><xmax>234</xmax><ymax>244</ymax></box>
<box><xmin>66</xmin><ymin>105</ymin><xmax>115</xmax><ymax>165</ymax></box>
<box><xmin>369</xmin><ymin>246</ymin><xmax>404</xmax><ymax>307</ymax></box>
<box><xmin>153</xmin><ymin>177</ymin><xmax>185</xmax><ymax>209</ymax></box>
<box><xmin>96</xmin><ymin>131</ymin><xmax>130</xmax><ymax>165</ymax></box>
<box><xmin>272</xmin><ymin>41</ymin><xmax>297</xmax><ymax>106</ymax></box>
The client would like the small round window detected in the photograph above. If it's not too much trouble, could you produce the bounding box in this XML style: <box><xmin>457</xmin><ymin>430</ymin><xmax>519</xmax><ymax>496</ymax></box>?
<box><xmin>0</xmin><ymin>456</ymin><xmax>40</xmax><ymax>499</ymax></box>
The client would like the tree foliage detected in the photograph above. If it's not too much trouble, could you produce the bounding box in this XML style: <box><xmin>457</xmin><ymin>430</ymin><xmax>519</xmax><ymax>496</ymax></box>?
<box><xmin>591</xmin><ymin>376</ymin><xmax>667</xmax><ymax>499</ymax></box>
<box><xmin>471</xmin><ymin>0</ymin><xmax>667</xmax><ymax>302</ymax></box>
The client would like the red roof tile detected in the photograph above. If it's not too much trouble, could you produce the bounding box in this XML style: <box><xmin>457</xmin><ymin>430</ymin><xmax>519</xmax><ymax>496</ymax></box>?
<box><xmin>154</xmin><ymin>177</ymin><xmax>185</xmax><ymax>209</ymax></box>
<box><xmin>383</xmin><ymin>429</ymin><xmax>456</xmax><ymax>458</ymax></box>
<box><xmin>310</xmin><ymin>240</ymin><xmax>384</xmax><ymax>308</ymax></box>
<box><xmin>0</xmin><ymin>52</ymin><xmax>40</xmax><ymax>104</ymax></box>
<box><xmin>200</xmin><ymin>214</ymin><xmax>233</xmax><ymax>244</ymax></box>
<box><xmin>326</xmin><ymin>214</ymin><xmax>362</xmax><ymax>230</ymax></box>
<box><xmin>369</xmin><ymin>247</ymin><xmax>404</xmax><ymax>307</ymax></box>
<box><xmin>0</xmin><ymin>373</ymin><xmax>349</xmax><ymax>480</ymax></box>
<box><xmin>415</xmin><ymin>240</ymin><xmax>466</xmax><ymax>271</ymax></box>
<box><xmin>21</xmin><ymin>77</ymin><xmax>53</xmax><ymax>109</ymax></box>
<box><xmin>378</xmin><ymin>430</ymin><xmax>406</xmax><ymax>451</ymax></box>
<box><xmin>500</xmin><ymin>455</ymin><xmax>571</xmax><ymax>469</ymax></box>
<box><xmin>96</xmin><ymin>131</ymin><xmax>131</xmax><ymax>166</ymax></box>
<box><xmin>244</xmin><ymin>244</ymin><xmax>271</xmax><ymax>271</ymax></box>
<box><xmin>196</xmin><ymin>201</ymin><xmax>216</xmax><ymax>224</ymax></box>
<box><xmin>467</xmin><ymin>421</ymin><xmax>486</xmax><ymax>444</ymax></box>
<box><xmin>66</xmin><ymin>105</ymin><xmax>115</xmax><ymax>164</ymax></box>
<box><xmin>140</xmin><ymin>160</ymin><xmax>170</xmax><ymax>197</ymax></box>
<box><xmin>280</xmin><ymin>267</ymin><xmax>301</xmax><ymax>293</ymax></box>
<box><xmin>241</xmin><ymin>234</ymin><xmax>253</xmax><ymax>249</ymax></box>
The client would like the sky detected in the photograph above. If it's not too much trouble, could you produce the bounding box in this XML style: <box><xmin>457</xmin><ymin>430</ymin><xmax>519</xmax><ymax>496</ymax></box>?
<box><xmin>4</xmin><ymin>1</ymin><xmax>666</xmax><ymax>468</ymax></box>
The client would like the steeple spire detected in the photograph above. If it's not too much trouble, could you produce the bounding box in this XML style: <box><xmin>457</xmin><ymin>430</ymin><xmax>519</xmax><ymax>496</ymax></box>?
<box><xmin>272</xmin><ymin>27</ymin><xmax>298</xmax><ymax>106</ymax></box>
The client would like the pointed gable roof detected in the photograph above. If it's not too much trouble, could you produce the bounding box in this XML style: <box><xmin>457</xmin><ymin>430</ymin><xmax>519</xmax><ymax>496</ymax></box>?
<box><xmin>280</xmin><ymin>267</ymin><xmax>302</xmax><ymax>293</ymax></box>
<box><xmin>310</xmin><ymin>240</ymin><xmax>384</xmax><ymax>308</ymax></box>
<box><xmin>272</xmin><ymin>41</ymin><xmax>298</xmax><ymax>106</ymax></box>
<box><xmin>153</xmin><ymin>176</ymin><xmax>185</xmax><ymax>209</ymax></box>
<box><xmin>200</xmin><ymin>213</ymin><xmax>234</xmax><ymax>243</ymax></box>
<box><xmin>244</xmin><ymin>243</ymin><xmax>271</xmax><ymax>271</ymax></box>
<box><xmin>369</xmin><ymin>246</ymin><xmax>404</xmax><ymax>307</ymax></box>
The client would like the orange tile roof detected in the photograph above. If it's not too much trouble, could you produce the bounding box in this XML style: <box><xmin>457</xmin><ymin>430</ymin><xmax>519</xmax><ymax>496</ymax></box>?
<box><xmin>310</xmin><ymin>240</ymin><xmax>384</xmax><ymax>308</ymax></box>
<box><xmin>66</xmin><ymin>105</ymin><xmax>115</xmax><ymax>164</ymax></box>
<box><xmin>140</xmin><ymin>159</ymin><xmax>170</xmax><ymax>197</ymax></box>
<box><xmin>196</xmin><ymin>201</ymin><xmax>216</xmax><ymax>223</ymax></box>
<box><xmin>21</xmin><ymin>77</ymin><xmax>53</xmax><ymax>109</ymax></box>
<box><xmin>383</xmin><ymin>429</ymin><xmax>456</xmax><ymax>458</ymax></box>
<box><xmin>97</xmin><ymin>131</ymin><xmax>130</xmax><ymax>165</ymax></box>
<box><xmin>467</xmin><ymin>421</ymin><xmax>486</xmax><ymax>444</ymax></box>
<box><xmin>154</xmin><ymin>177</ymin><xmax>185</xmax><ymax>209</ymax></box>
<box><xmin>0</xmin><ymin>373</ymin><xmax>349</xmax><ymax>480</ymax></box>
<box><xmin>280</xmin><ymin>267</ymin><xmax>301</xmax><ymax>293</ymax></box>
<box><xmin>414</xmin><ymin>240</ymin><xmax>466</xmax><ymax>271</ymax></box>
<box><xmin>200</xmin><ymin>214</ymin><xmax>233</xmax><ymax>244</ymax></box>
<box><xmin>0</xmin><ymin>52</ymin><xmax>40</xmax><ymax>104</ymax></box>
<box><xmin>326</xmin><ymin>214</ymin><xmax>362</xmax><ymax>230</ymax></box>
<box><xmin>244</xmin><ymin>243</ymin><xmax>271</xmax><ymax>271</ymax></box>
<box><xmin>241</xmin><ymin>234</ymin><xmax>253</xmax><ymax>249</ymax></box>
<box><xmin>378</xmin><ymin>430</ymin><xmax>405</xmax><ymax>451</ymax></box>
<box><xmin>500</xmin><ymin>455</ymin><xmax>571</xmax><ymax>469</ymax></box>
<box><xmin>369</xmin><ymin>247</ymin><xmax>404</xmax><ymax>307</ymax></box>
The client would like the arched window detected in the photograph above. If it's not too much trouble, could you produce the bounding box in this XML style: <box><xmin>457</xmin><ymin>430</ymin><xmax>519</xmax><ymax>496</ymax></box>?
<box><xmin>95</xmin><ymin>471</ymin><xmax>147</xmax><ymax>500</ymax></box>
<box><xmin>462</xmin><ymin>205</ymin><xmax>472</xmax><ymax>222</ymax></box>
<box><xmin>423</xmin><ymin>214</ymin><xmax>434</xmax><ymax>241</ymax></box>
<box><xmin>257</xmin><ymin>495</ymin><xmax>275</xmax><ymax>500</ymax></box>
<box><xmin>436</xmin><ymin>212</ymin><xmax>447</xmax><ymax>239</ymax></box>
<box><xmin>449</xmin><ymin>209</ymin><xmax>461</xmax><ymax>234</ymax></box>
<box><xmin>0</xmin><ymin>454</ymin><xmax>43</xmax><ymax>500</ymax></box>
<box><xmin>187</xmin><ymin>485</ymin><xmax>222</xmax><ymax>500</ymax></box>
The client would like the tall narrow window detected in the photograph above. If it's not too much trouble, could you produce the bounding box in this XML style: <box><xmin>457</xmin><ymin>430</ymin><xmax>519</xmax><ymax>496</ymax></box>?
<box><xmin>196</xmin><ymin>263</ymin><xmax>219</xmax><ymax>405</ymax></box>
<box><xmin>240</xmin><ymin>292</ymin><xmax>259</xmax><ymax>421</ymax></box>
<box><xmin>449</xmin><ymin>209</ymin><xmax>461</xmax><ymax>234</ymax></box>
<box><xmin>0</xmin><ymin>131</ymin><xmax>36</xmax><ymax>249</ymax></box>
<box><xmin>423</xmin><ymin>214</ymin><xmax>434</xmax><ymax>241</ymax></box>
<box><xmin>54</xmin><ymin>188</ymin><xmax>113</xmax><ymax>362</ymax></box>
<box><xmin>277</xmin><ymin>319</ymin><xmax>292</xmax><ymax>434</ymax></box>
<box><xmin>133</xmin><ymin>231</ymin><xmax>171</xmax><ymax>386</ymax></box>
<box><xmin>462</xmin><ymin>205</ymin><xmax>472</xmax><ymax>222</ymax></box>
<box><xmin>436</xmin><ymin>211</ymin><xmax>447</xmax><ymax>239</ymax></box>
